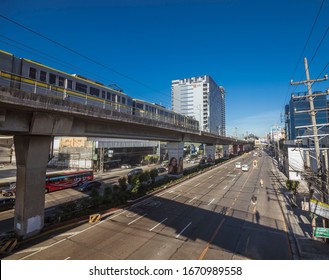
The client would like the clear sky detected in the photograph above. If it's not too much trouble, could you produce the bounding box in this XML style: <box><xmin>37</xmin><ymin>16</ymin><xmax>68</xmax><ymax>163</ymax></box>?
<box><xmin>1</xmin><ymin>0</ymin><xmax>328</xmax><ymax>138</ymax></box>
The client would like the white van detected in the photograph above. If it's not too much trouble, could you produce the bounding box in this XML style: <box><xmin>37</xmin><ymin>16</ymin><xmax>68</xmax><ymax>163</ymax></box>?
<box><xmin>241</xmin><ymin>164</ymin><xmax>249</xmax><ymax>171</ymax></box>
<box><xmin>235</xmin><ymin>162</ymin><xmax>242</xmax><ymax>169</ymax></box>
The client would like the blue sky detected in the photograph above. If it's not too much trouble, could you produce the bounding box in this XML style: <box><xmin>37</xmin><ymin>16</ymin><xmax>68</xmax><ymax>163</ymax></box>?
<box><xmin>1</xmin><ymin>0</ymin><xmax>328</xmax><ymax>138</ymax></box>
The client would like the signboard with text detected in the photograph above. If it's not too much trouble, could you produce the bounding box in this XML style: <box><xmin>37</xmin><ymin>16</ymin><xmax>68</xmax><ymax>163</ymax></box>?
<box><xmin>310</xmin><ymin>199</ymin><xmax>329</xmax><ymax>219</ymax></box>
<box><xmin>314</xmin><ymin>227</ymin><xmax>329</xmax><ymax>238</ymax></box>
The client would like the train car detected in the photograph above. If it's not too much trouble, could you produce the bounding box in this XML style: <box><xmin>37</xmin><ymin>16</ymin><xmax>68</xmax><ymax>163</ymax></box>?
<box><xmin>0</xmin><ymin>50</ymin><xmax>133</xmax><ymax>114</ymax></box>
<box><xmin>132</xmin><ymin>98</ymin><xmax>199</xmax><ymax>130</ymax></box>
<box><xmin>0</xmin><ymin>49</ymin><xmax>199</xmax><ymax>131</ymax></box>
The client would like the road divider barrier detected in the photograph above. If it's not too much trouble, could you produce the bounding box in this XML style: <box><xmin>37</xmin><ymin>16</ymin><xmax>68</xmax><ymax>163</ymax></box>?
<box><xmin>0</xmin><ymin>237</ymin><xmax>17</xmax><ymax>254</ymax></box>
<box><xmin>89</xmin><ymin>213</ymin><xmax>101</xmax><ymax>224</ymax></box>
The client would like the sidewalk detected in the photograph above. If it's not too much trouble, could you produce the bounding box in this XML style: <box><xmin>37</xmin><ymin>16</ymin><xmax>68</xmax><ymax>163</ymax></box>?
<box><xmin>273</xmin><ymin>163</ymin><xmax>329</xmax><ymax>259</ymax></box>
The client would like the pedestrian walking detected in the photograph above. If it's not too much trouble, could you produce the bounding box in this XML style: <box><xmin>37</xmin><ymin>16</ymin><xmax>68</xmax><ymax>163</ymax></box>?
<box><xmin>259</xmin><ymin>178</ymin><xmax>263</xmax><ymax>188</ymax></box>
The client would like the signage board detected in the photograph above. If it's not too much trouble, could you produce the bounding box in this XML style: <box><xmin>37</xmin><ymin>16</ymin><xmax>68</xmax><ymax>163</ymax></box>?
<box><xmin>310</xmin><ymin>199</ymin><xmax>329</xmax><ymax>219</ymax></box>
<box><xmin>314</xmin><ymin>227</ymin><xmax>329</xmax><ymax>238</ymax></box>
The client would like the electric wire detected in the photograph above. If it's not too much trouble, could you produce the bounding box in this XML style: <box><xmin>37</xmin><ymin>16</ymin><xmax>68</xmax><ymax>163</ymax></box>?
<box><xmin>0</xmin><ymin>14</ymin><xmax>212</xmax><ymax>116</ymax></box>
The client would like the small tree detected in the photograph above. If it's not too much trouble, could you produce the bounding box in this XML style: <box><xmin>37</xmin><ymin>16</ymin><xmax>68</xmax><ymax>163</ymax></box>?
<box><xmin>150</xmin><ymin>168</ymin><xmax>158</xmax><ymax>183</ymax></box>
<box><xmin>286</xmin><ymin>179</ymin><xmax>300</xmax><ymax>195</ymax></box>
<box><xmin>139</xmin><ymin>170</ymin><xmax>150</xmax><ymax>184</ymax></box>
<box><xmin>118</xmin><ymin>177</ymin><xmax>127</xmax><ymax>191</ymax></box>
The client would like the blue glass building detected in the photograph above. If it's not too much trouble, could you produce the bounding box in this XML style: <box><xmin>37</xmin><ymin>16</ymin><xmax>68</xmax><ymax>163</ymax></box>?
<box><xmin>285</xmin><ymin>91</ymin><xmax>328</xmax><ymax>140</ymax></box>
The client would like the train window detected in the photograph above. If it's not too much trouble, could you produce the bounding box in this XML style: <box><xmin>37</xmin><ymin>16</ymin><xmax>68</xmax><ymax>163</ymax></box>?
<box><xmin>90</xmin><ymin>87</ymin><xmax>100</xmax><ymax>97</ymax></box>
<box><xmin>136</xmin><ymin>103</ymin><xmax>143</xmax><ymax>110</ymax></box>
<box><xmin>59</xmin><ymin>76</ymin><xmax>65</xmax><ymax>87</ymax></box>
<box><xmin>49</xmin><ymin>73</ymin><xmax>56</xmax><ymax>85</ymax></box>
<box><xmin>102</xmin><ymin>91</ymin><xmax>106</xmax><ymax>99</ymax></box>
<box><xmin>29</xmin><ymin>67</ymin><xmax>37</xmax><ymax>79</ymax></box>
<box><xmin>122</xmin><ymin>97</ymin><xmax>126</xmax><ymax>104</ymax></box>
<box><xmin>67</xmin><ymin>80</ymin><xmax>72</xmax><ymax>89</ymax></box>
<box><xmin>40</xmin><ymin>71</ymin><xmax>47</xmax><ymax>82</ymax></box>
<box><xmin>76</xmin><ymin>82</ymin><xmax>87</xmax><ymax>93</ymax></box>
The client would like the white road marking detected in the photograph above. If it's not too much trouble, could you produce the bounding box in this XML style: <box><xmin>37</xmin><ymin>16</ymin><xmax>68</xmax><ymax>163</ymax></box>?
<box><xmin>172</xmin><ymin>194</ymin><xmax>181</xmax><ymax>200</ymax></box>
<box><xmin>109</xmin><ymin>210</ymin><xmax>127</xmax><ymax>219</ymax></box>
<box><xmin>224</xmin><ymin>185</ymin><xmax>228</xmax><ymax>190</ymax></box>
<box><xmin>149</xmin><ymin>217</ymin><xmax>168</xmax><ymax>231</ymax></box>
<box><xmin>56</xmin><ymin>232</ymin><xmax>81</xmax><ymax>237</ymax></box>
<box><xmin>128</xmin><ymin>213</ymin><xmax>147</xmax><ymax>225</ymax></box>
<box><xmin>176</xmin><ymin>222</ymin><xmax>192</xmax><ymax>238</ymax></box>
<box><xmin>208</xmin><ymin>198</ymin><xmax>215</xmax><ymax>205</ymax></box>
<box><xmin>194</xmin><ymin>183</ymin><xmax>201</xmax><ymax>187</ymax></box>
<box><xmin>208</xmin><ymin>184</ymin><xmax>214</xmax><ymax>188</ymax></box>
<box><xmin>208</xmin><ymin>176</ymin><xmax>213</xmax><ymax>179</ymax></box>
<box><xmin>188</xmin><ymin>196</ymin><xmax>198</xmax><ymax>203</ymax></box>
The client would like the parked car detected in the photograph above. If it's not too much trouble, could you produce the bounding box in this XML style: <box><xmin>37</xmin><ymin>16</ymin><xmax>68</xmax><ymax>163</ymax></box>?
<box><xmin>121</xmin><ymin>164</ymin><xmax>132</xmax><ymax>169</ymax></box>
<box><xmin>77</xmin><ymin>181</ymin><xmax>101</xmax><ymax>192</ymax></box>
<box><xmin>127</xmin><ymin>168</ymin><xmax>143</xmax><ymax>177</ymax></box>
<box><xmin>0</xmin><ymin>182</ymin><xmax>16</xmax><ymax>197</ymax></box>
<box><xmin>161</xmin><ymin>160</ymin><xmax>168</xmax><ymax>167</ymax></box>
<box><xmin>0</xmin><ymin>198</ymin><xmax>15</xmax><ymax>211</ymax></box>
<box><xmin>235</xmin><ymin>162</ymin><xmax>242</xmax><ymax>169</ymax></box>
<box><xmin>241</xmin><ymin>164</ymin><xmax>250</xmax><ymax>172</ymax></box>
<box><xmin>156</xmin><ymin>167</ymin><xmax>167</xmax><ymax>174</ymax></box>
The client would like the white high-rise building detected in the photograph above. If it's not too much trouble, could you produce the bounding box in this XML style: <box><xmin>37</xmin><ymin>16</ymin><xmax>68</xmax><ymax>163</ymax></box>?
<box><xmin>171</xmin><ymin>75</ymin><xmax>226</xmax><ymax>135</ymax></box>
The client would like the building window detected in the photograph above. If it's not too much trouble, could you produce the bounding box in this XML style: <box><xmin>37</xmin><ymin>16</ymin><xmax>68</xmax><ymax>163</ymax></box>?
<box><xmin>67</xmin><ymin>80</ymin><xmax>72</xmax><ymax>89</ymax></box>
<box><xmin>49</xmin><ymin>73</ymin><xmax>56</xmax><ymax>85</ymax></box>
<box><xmin>40</xmin><ymin>71</ymin><xmax>47</xmax><ymax>82</ymax></box>
<box><xmin>29</xmin><ymin>67</ymin><xmax>37</xmax><ymax>79</ymax></box>
<box><xmin>75</xmin><ymin>82</ymin><xmax>87</xmax><ymax>93</ymax></box>
<box><xmin>102</xmin><ymin>90</ymin><xmax>106</xmax><ymax>99</ymax></box>
<box><xmin>122</xmin><ymin>97</ymin><xmax>126</xmax><ymax>104</ymax></box>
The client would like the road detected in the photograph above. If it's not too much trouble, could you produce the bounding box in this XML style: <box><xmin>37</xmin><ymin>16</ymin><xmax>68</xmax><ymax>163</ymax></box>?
<box><xmin>2</xmin><ymin>152</ymin><xmax>293</xmax><ymax>260</ymax></box>
<box><xmin>0</xmin><ymin>164</ymin><xmax>185</xmax><ymax>234</ymax></box>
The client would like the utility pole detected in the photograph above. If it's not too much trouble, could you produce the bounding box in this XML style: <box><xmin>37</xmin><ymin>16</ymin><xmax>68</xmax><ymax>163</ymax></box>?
<box><xmin>291</xmin><ymin>58</ymin><xmax>328</xmax><ymax>173</ymax></box>
<box><xmin>291</xmin><ymin>57</ymin><xmax>328</xmax><ymax>234</ymax></box>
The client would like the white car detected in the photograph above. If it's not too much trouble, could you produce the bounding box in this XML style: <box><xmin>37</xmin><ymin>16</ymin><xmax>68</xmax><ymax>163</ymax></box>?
<box><xmin>235</xmin><ymin>162</ymin><xmax>242</xmax><ymax>169</ymax></box>
<box><xmin>241</xmin><ymin>164</ymin><xmax>249</xmax><ymax>171</ymax></box>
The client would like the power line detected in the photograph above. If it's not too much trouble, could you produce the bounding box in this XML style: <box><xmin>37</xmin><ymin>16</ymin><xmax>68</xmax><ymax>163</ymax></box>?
<box><xmin>280</xmin><ymin>0</ymin><xmax>327</xmax><ymax>130</ymax></box>
<box><xmin>0</xmin><ymin>14</ymin><xmax>173</xmax><ymax>105</ymax></box>
<box><xmin>0</xmin><ymin>14</ymin><xmax>214</xmax><ymax>114</ymax></box>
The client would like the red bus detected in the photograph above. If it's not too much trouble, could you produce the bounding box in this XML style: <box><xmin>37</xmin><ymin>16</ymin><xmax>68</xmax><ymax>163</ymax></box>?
<box><xmin>45</xmin><ymin>170</ymin><xmax>94</xmax><ymax>193</ymax></box>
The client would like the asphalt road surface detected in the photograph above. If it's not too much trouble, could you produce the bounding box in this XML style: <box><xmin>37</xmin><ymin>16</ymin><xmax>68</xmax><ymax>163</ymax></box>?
<box><xmin>3</xmin><ymin>153</ymin><xmax>292</xmax><ymax>260</ymax></box>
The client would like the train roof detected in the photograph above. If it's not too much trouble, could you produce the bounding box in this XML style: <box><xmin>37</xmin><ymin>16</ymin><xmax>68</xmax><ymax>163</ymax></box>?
<box><xmin>24</xmin><ymin>58</ymin><xmax>128</xmax><ymax>96</ymax></box>
<box><xmin>0</xmin><ymin>48</ymin><xmax>126</xmax><ymax>96</ymax></box>
<box><xmin>0</xmin><ymin>50</ymin><xmax>14</xmax><ymax>57</ymax></box>
<box><xmin>133</xmin><ymin>98</ymin><xmax>167</xmax><ymax>109</ymax></box>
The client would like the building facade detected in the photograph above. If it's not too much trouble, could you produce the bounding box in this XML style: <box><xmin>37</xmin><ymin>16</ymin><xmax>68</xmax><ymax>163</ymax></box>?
<box><xmin>285</xmin><ymin>92</ymin><xmax>328</xmax><ymax>140</ymax></box>
<box><xmin>171</xmin><ymin>75</ymin><xmax>226</xmax><ymax>135</ymax></box>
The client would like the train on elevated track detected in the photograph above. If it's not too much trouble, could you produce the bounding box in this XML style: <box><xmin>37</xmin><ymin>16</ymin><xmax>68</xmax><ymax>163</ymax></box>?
<box><xmin>0</xmin><ymin>49</ymin><xmax>199</xmax><ymax>131</ymax></box>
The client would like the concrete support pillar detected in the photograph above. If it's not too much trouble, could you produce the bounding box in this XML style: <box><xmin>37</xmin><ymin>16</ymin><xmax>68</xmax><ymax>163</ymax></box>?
<box><xmin>223</xmin><ymin>145</ymin><xmax>229</xmax><ymax>158</ymax></box>
<box><xmin>14</xmin><ymin>135</ymin><xmax>51</xmax><ymax>239</ymax></box>
<box><xmin>205</xmin><ymin>145</ymin><xmax>215</xmax><ymax>162</ymax></box>
<box><xmin>233</xmin><ymin>144</ymin><xmax>238</xmax><ymax>155</ymax></box>
<box><xmin>167</xmin><ymin>142</ymin><xmax>184</xmax><ymax>175</ymax></box>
